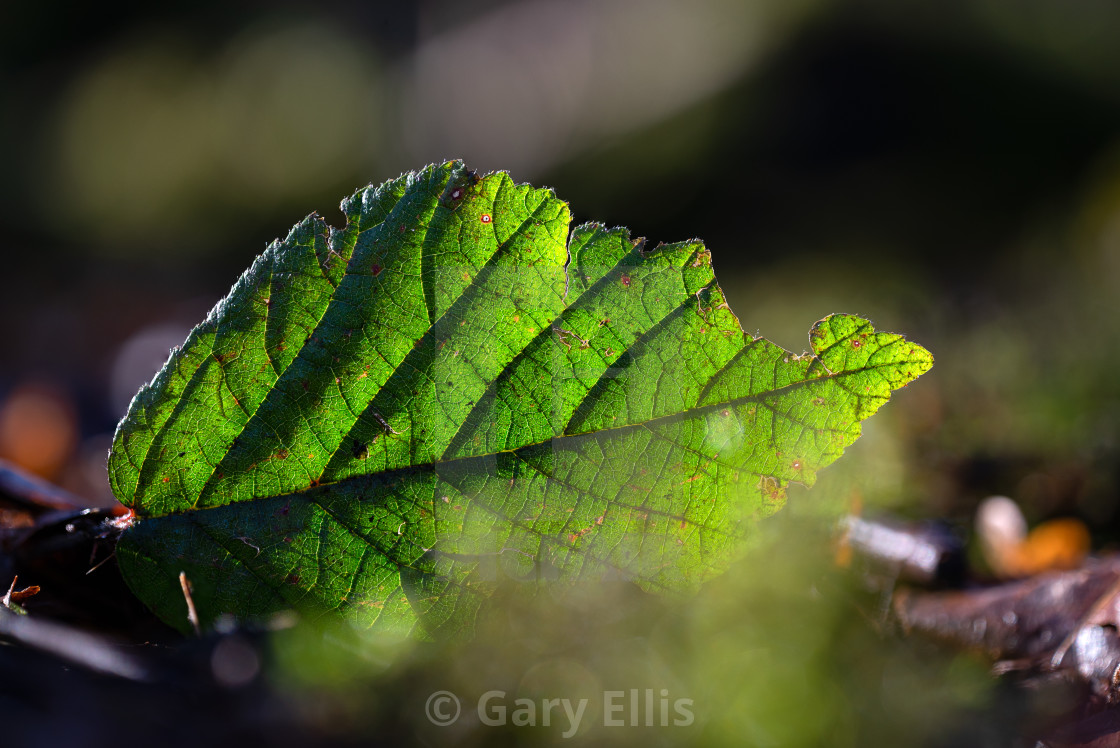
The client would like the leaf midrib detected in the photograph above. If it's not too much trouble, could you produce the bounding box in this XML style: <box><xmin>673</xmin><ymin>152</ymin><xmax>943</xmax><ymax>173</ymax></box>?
<box><xmin>139</xmin><ymin>350</ymin><xmax>905</xmax><ymax>521</ymax></box>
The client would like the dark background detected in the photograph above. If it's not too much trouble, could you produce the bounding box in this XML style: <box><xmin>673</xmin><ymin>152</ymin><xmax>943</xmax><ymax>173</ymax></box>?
<box><xmin>3</xmin><ymin>1</ymin><xmax>1120</xmax><ymax>743</ymax></box>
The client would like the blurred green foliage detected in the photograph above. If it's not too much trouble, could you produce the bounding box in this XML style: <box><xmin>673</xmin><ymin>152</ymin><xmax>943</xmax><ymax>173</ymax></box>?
<box><xmin>269</xmin><ymin>515</ymin><xmax>1002</xmax><ymax>746</ymax></box>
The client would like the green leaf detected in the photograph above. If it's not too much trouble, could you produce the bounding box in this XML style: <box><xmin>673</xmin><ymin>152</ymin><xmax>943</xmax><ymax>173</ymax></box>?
<box><xmin>109</xmin><ymin>161</ymin><xmax>932</xmax><ymax>636</ymax></box>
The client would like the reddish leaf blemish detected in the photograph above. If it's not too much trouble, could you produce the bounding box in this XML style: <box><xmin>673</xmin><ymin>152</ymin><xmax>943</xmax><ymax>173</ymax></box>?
<box><xmin>480</xmin><ymin>214</ymin><xmax>492</xmax><ymax>223</ymax></box>
<box><xmin>760</xmin><ymin>476</ymin><xmax>784</xmax><ymax>503</ymax></box>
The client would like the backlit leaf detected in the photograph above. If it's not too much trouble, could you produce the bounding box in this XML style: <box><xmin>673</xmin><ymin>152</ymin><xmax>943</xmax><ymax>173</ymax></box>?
<box><xmin>109</xmin><ymin>161</ymin><xmax>932</xmax><ymax>636</ymax></box>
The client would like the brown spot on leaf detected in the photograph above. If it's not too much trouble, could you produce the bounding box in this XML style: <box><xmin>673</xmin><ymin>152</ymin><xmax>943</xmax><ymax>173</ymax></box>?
<box><xmin>760</xmin><ymin>476</ymin><xmax>785</xmax><ymax>503</ymax></box>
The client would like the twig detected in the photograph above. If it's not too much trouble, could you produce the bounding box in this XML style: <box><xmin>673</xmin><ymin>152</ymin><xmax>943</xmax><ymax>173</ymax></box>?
<box><xmin>0</xmin><ymin>457</ymin><xmax>92</xmax><ymax>512</ymax></box>
<box><xmin>0</xmin><ymin>607</ymin><xmax>150</xmax><ymax>681</ymax></box>
<box><xmin>1050</xmin><ymin>572</ymin><xmax>1120</xmax><ymax>670</ymax></box>
<box><xmin>85</xmin><ymin>550</ymin><xmax>114</xmax><ymax>576</ymax></box>
<box><xmin>179</xmin><ymin>571</ymin><xmax>201</xmax><ymax>636</ymax></box>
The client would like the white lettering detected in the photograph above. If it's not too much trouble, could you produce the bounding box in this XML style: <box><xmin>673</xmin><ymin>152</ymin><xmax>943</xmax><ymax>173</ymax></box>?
<box><xmin>541</xmin><ymin>697</ymin><xmax>561</xmax><ymax>727</ymax></box>
<box><xmin>674</xmin><ymin>698</ymin><xmax>695</xmax><ymax>726</ymax></box>
<box><xmin>562</xmin><ymin>698</ymin><xmax>588</xmax><ymax>738</ymax></box>
<box><xmin>478</xmin><ymin>690</ymin><xmax>506</xmax><ymax>726</ymax></box>
<box><xmin>511</xmin><ymin>698</ymin><xmax>535</xmax><ymax>727</ymax></box>
<box><xmin>604</xmin><ymin>691</ymin><xmax>626</xmax><ymax>726</ymax></box>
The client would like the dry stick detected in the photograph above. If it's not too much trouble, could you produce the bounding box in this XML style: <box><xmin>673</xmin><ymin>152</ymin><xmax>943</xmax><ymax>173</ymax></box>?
<box><xmin>0</xmin><ymin>457</ymin><xmax>94</xmax><ymax>512</ymax></box>
<box><xmin>179</xmin><ymin>571</ymin><xmax>201</xmax><ymax>636</ymax></box>
<box><xmin>85</xmin><ymin>552</ymin><xmax>114</xmax><ymax>575</ymax></box>
<box><xmin>0</xmin><ymin>607</ymin><xmax>150</xmax><ymax>681</ymax></box>
<box><xmin>1050</xmin><ymin>571</ymin><xmax>1120</xmax><ymax>670</ymax></box>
